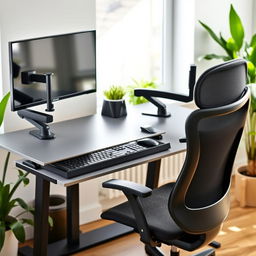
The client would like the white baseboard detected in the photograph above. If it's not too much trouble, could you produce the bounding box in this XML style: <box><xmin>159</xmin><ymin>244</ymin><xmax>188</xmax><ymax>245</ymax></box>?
<box><xmin>79</xmin><ymin>202</ymin><xmax>102</xmax><ymax>225</ymax></box>
<box><xmin>24</xmin><ymin>202</ymin><xmax>102</xmax><ymax>240</ymax></box>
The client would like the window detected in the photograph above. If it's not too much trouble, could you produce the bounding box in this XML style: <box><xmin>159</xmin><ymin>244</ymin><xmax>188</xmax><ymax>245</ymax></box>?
<box><xmin>96</xmin><ymin>0</ymin><xmax>195</xmax><ymax>98</ymax></box>
<box><xmin>163</xmin><ymin>0</ymin><xmax>195</xmax><ymax>94</ymax></box>
<box><xmin>96</xmin><ymin>0</ymin><xmax>163</xmax><ymax>96</ymax></box>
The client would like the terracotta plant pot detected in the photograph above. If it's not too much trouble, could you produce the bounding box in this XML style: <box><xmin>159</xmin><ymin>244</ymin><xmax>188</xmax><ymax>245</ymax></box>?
<box><xmin>101</xmin><ymin>99</ymin><xmax>127</xmax><ymax>118</ymax></box>
<box><xmin>235</xmin><ymin>166</ymin><xmax>256</xmax><ymax>207</ymax></box>
<box><xmin>0</xmin><ymin>230</ymin><xmax>18</xmax><ymax>256</ymax></box>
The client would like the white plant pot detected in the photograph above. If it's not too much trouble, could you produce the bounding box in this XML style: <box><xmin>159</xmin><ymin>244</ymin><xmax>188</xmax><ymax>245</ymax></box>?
<box><xmin>0</xmin><ymin>230</ymin><xmax>18</xmax><ymax>256</ymax></box>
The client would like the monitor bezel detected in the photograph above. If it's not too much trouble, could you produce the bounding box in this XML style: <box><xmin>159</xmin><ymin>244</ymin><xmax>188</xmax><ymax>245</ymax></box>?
<box><xmin>9</xmin><ymin>30</ymin><xmax>97</xmax><ymax>112</ymax></box>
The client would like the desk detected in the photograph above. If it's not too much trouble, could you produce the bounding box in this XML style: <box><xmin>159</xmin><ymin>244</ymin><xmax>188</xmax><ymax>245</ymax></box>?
<box><xmin>0</xmin><ymin>103</ymin><xmax>192</xmax><ymax>256</ymax></box>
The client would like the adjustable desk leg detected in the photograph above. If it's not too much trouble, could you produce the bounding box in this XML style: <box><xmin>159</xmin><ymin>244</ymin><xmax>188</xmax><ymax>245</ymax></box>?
<box><xmin>146</xmin><ymin>159</ymin><xmax>161</xmax><ymax>189</ymax></box>
<box><xmin>67</xmin><ymin>184</ymin><xmax>80</xmax><ymax>246</ymax></box>
<box><xmin>33</xmin><ymin>176</ymin><xmax>50</xmax><ymax>256</ymax></box>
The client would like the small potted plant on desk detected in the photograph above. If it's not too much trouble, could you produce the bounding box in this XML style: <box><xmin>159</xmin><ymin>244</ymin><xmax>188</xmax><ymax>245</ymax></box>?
<box><xmin>101</xmin><ymin>85</ymin><xmax>127</xmax><ymax>118</ymax></box>
<box><xmin>0</xmin><ymin>92</ymin><xmax>34</xmax><ymax>255</ymax></box>
<box><xmin>199</xmin><ymin>4</ymin><xmax>256</xmax><ymax>206</ymax></box>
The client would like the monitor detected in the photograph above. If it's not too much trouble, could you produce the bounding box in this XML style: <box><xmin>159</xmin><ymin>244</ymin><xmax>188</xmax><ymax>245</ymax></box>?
<box><xmin>9</xmin><ymin>30</ymin><xmax>96</xmax><ymax>111</ymax></box>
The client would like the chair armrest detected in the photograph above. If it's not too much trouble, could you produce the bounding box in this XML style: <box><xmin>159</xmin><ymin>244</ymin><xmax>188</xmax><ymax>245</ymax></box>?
<box><xmin>102</xmin><ymin>179</ymin><xmax>152</xmax><ymax>197</ymax></box>
<box><xmin>102</xmin><ymin>179</ymin><xmax>158</xmax><ymax>246</ymax></box>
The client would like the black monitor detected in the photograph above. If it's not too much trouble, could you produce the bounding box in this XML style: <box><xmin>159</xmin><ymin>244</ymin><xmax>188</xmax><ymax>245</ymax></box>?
<box><xmin>9</xmin><ymin>30</ymin><xmax>96</xmax><ymax>111</ymax></box>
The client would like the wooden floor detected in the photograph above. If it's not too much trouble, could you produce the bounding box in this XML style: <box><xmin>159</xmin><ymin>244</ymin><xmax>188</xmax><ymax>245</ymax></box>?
<box><xmin>21</xmin><ymin>187</ymin><xmax>256</xmax><ymax>256</ymax></box>
<box><xmin>76</xmin><ymin>200</ymin><xmax>256</xmax><ymax>256</ymax></box>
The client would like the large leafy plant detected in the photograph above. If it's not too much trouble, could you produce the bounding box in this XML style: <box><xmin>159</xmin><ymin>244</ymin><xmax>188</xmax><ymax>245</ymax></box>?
<box><xmin>199</xmin><ymin>4</ymin><xmax>256</xmax><ymax>176</ymax></box>
<box><xmin>0</xmin><ymin>93</ymin><xmax>34</xmax><ymax>251</ymax></box>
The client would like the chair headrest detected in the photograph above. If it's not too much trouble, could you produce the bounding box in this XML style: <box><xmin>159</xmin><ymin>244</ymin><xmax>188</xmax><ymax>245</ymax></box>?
<box><xmin>194</xmin><ymin>59</ymin><xmax>247</xmax><ymax>109</ymax></box>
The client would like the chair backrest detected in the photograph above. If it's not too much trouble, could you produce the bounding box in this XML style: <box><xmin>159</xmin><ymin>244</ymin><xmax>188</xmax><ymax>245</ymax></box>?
<box><xmin>169</xmin><ymin>59</ymin><xmax>250</xmax><ymax>235</ymax></box>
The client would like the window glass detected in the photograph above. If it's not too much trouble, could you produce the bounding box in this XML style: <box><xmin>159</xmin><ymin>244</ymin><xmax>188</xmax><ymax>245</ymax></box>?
<box><xmin>96</xmin><ymin>0</ymin><xmax>163</xmax><ymax>97</ymax></box>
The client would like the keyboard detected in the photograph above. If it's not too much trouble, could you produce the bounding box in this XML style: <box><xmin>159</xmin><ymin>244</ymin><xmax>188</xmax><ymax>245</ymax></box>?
<box><xmin>44</xmin><ymin>139</ymin><xmax>171</xmax><ymax>178</ymax></box>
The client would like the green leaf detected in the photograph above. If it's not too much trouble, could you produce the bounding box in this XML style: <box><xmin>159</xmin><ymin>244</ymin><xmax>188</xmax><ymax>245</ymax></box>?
<box><xmin>18</xmin><ymin>170</ymin><xmax>30</xmax><ymax>186</ymax></box>
<box><xmin>104</xmin><ymin>85</ymin><xmax>126</xmax><ymax>100</ymax></box>
<box><xmin>48</xmin><ymin>216</ymin><xmax>53</xmax><ymax>228</ymax></box>
<box><xmin>22</xmin><ymin>178</ymin><xmax>29</xmax><ymax>186</ymax></box>
<box><xmin>248</xmin><ymin>61</ymin><xmax>256</xmax><ymax>77</ymax></box>
<box><xmin>21</xmin><ymin>218</ymin><xmax>34</xmax><ymax>226</ymax></box>
<box><xmin>250</xmin><ymin>34</ymin><xmax>256</xmax><ymax>47</ymax></box>
<box><xmin>15</xmin><ymin>198</ymin><xmax>30</xmax><ymax>211</ymax></box>
<box><xmin>229</xmin><ymin>4</ymin><xmax>244</xmax><ymax>50</ymax></box>
<box><xmin>226</xmin><ymin>37</ymin><xmax>238</xmax><ymax>51</ymax></box>
<box><xmin>18</xmin><ymin>170</ymin><xmax>24</xmax><ymax>177</ymax></box>
<box><xmin>199</xmin><ymin>21</ymin><xmax>225</xmax><ymax>48</ymax></box>
<box><xmin>0</xmin><ymin>92</ymin><xmax>10</xmax><ymax>127</ymax></box>
<box><xmin>2</xmin><ymin>152</ymin><xmax>10</xmax><ymax>184</ymax></box>
<box><xmin>248</xmin><ymin>61</ymin><xmax>256</xmax><ymax>83</ymax></box>
<box><xmin>199</xmin><ymin>21</ymin><xmax>233</xmax><ymax>58</ymax></box>
<box><xmin>0</xmin><ymin>184</ymin><xmax>10</xmax><ymax>219</ymax></box>
<box><xmin>10</xmin><ymin>221</ymin><xmax>25</xmax><ymax>243</ymax></box>
<box><xmin>219</xmin><ymin>33</ymin><xmax>227</xmax><ymax>46</ymax></box>
<box><xmin>219</xmin><ymin>33</ymin><xmax>234</xmax><ymax>58</ymax></box>
<box><xmin>9</xmin><ymin>172</ymin><xmax>29</xmax><ymax>200</ymax></box>
<box><xmin>249</xmin><ymin>45</ymin><xmax>256</xmax><ymax>66</ymax></box>
<box><xmin>0</xmin><ymin>222</ymin><xmax>5</xmax><ymax>252</ymax></box>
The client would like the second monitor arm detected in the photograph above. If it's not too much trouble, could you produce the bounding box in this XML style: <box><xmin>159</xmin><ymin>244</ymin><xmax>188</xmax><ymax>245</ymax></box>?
<box><xmin>134</xmin><ymin>65</ymin><xmax>196</xmax><ymax>117</ymax></box>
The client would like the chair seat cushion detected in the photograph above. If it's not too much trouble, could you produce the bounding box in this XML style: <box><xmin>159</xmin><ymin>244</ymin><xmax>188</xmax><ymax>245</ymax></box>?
<box><xmin>101</xmin><ymin>182</ymin><xmax>184</xmax><ymax>242</ymax></box>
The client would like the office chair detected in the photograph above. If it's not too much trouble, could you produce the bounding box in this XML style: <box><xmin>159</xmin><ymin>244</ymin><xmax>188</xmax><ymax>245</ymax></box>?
<box><xmin>101</xmin><ymin>59</ymin><xmax>250</xmax><ymax>256</ymax></box>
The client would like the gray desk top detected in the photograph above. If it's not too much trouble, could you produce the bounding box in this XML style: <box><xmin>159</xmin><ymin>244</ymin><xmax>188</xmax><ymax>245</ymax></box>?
<box><xmin>0</xmin><ymin>103</ymin><xmax>192</xmax><ymax>166</ymax></box>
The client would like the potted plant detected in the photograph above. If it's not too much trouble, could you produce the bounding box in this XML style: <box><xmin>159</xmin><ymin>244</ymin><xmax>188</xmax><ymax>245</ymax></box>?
<box><xmin>127</xmin><ymin>79</ymin><xmax>158</xmax><ymax>105</ymax></box>
<box><xmin>199</xmin><ymin>4</ymin><xmax>256</xmax><ymax>206</ymax></box>
<box><xmin>0</xmin><ymin>92</ymin><xmax>34</xmax><ymax>255</ymax></box>
<box><xmin>101</xmin><ymin>85</ymin><xmax>127</xmax><ymax>118</ymax></box>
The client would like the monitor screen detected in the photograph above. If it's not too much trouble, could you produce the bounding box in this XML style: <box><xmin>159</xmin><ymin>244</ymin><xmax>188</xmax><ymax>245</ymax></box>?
<box><xmin>9</xmin><ymin>30</ymin><xmax>96</xmax><ymax>111</ymax></box>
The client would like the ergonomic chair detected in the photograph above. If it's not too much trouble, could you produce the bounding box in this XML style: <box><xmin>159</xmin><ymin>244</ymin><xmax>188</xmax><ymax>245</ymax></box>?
<box><xmin>101</xmin><ymin>59</ymin><xmax>250</xmax><ymax>256</ymax></box>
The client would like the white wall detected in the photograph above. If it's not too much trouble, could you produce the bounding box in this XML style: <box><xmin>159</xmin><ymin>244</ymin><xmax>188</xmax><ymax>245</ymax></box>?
<box><xmin>0</xmin><ymin>0</ymin><xmax>101</xmax><ymax>239</ymax></box>
<box><xmin>0</xmin><ymin>0</ymin><xmax>97</xmax><ymax>132</ymax></box>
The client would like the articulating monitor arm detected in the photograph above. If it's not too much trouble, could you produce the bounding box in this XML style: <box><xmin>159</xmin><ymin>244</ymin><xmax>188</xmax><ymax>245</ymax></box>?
<box><xmin>134</xmin><ymin>65</ymin><xmax>196</xmax><ymax>117</ymax></box>
<box><xmin>18</xmin><ymin>109</ymin><xmax>55</xmax><ymax>140</ymax></box>
<box><xmin>21</xmin><ymin>70</ymin><xmax>54</xmax><ymax>112</ymax></box>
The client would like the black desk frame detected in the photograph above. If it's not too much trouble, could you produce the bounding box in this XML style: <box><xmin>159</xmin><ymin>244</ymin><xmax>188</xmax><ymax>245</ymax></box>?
<box><xmin>18</xmin><ymin>160</ymin><xmax>162</xmax><ymax>256</ymax></box>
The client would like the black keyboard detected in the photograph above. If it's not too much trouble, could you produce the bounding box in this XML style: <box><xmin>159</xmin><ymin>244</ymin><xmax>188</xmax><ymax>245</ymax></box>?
<box><xmin>44</xmin><ymin>139</ymin><xmax>171</xmax><ymax>178</ymax></box>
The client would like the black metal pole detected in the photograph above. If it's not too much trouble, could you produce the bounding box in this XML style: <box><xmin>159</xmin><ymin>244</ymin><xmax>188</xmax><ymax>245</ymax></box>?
<box><xmin>145</xmin><ymin>160</ymin><xmax>162</xmax><ymax>189</ymax></box>
<box><xmin>45</xmin><ymin>73</ymin><xmax>54</xmax><ymax>112</ymax></box>
<box><xmin>67</xmin><ymin>184</ymin><xmax>80</xmax><ymax>246</ymax></box>
<box><xmin>33</xmin><ymin>176</ymin><xmax>50</xmax><ymax>256</ymax></box>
